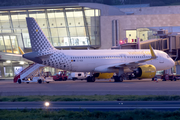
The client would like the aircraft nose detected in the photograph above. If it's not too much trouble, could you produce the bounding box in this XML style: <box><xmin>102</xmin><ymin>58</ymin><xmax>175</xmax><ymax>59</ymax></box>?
<box><xmin>171</xmin><ymin>59</ymin><xmax>175</xmax><ymax>67</ymax></box>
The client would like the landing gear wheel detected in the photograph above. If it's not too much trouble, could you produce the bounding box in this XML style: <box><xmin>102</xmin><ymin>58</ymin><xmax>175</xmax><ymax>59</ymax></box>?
<box><xmin>114</xmin><ymin>76</ymin><xmax>123</xmax><ymax>82</ymax></box>
<box><xmin>87</xmin><ymin>77</ymin><xmax>90</xmax><ymax>82</ymax></box>
<box><xmin>129</xmin><ymin>75</ymin><xmax>132</xmax><ymax>80</ymax></box>
<box><xmin>114</xmin><ymin>76</ymin><xmax>119</xmax><ymax>82</ymax></box>
<box><xmin>91</xmin><ymin>76</ymin><xmax>95</xmax><ymax>82</ymax></box>
<box><xmin>174</xmin><ymin>77</ymin><xmax>176</xmax><ymax>81</ymax></box>
<box><xmin>38</xmin><ymin>79</ymin><xmax>42</xmax><ymax>84</ymax></box>
<box><xmin>119</xmin><ymin>76</ymin><xmax>123</xmax><ymax>82</ymax></box>
<box><xmin>63</xmin><ymin>77</ymin><xmax>67</xmax><ymax>81</ymax></box>
<box><xmin>87</xmin><ymin>76</ymin><xmax>95</xmax><ymax>82</ymax></box>
<box><xmin>18</xmin><ymin>79</ymin><xmax>21</xmax><ymax>84</ymax></box>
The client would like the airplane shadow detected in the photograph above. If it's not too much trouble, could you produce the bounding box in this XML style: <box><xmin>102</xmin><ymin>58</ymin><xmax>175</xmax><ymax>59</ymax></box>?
<box><xmin>91</xmin><ymin>80</ymin><xmax>153</xmax><ymax>84</ymax></box>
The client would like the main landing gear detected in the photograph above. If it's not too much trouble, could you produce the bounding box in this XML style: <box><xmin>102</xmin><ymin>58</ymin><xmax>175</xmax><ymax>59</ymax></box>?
<box><xmin>114</xmin><ymin>69</ymin><xmax>124</xmax><ymax>82</ymax></box>
<box><xmin>113</xmin><ymin>76</ymin><xmax>124</xmax><ymax>82</ymax></box>
<box><xmin>87</xmin><ymin>76</ymin><xmax>95</xmax><ymax>82</ymax></box>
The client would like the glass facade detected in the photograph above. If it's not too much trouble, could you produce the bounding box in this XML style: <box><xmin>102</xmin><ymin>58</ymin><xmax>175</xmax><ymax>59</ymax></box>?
<box><xmin>0</xmin><ymin>11</ymin><xmax>11</xmax><ymax>33</ymax></box>
<box><xmin>0</xmin><ymin>7</ymin><xmax>101</xmax><ymax>51</ymax></box>
<box><xmin>0</xmin><ymin>36</ymin><xmax>5</xmax><ymax>52</ymax></box>
<box><xmin>4</xmin><ymin>66</ymin><xmax>14</xmax><ymax>77</ymax></box>
<box><xmin>0</xmin><ymin>35</ymin><xmax>19</xmax><ymax>54</ymax></box>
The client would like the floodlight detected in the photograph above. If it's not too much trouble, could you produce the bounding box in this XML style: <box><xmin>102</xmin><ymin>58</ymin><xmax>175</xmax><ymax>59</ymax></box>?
<box><xmin>6</xmin><ymin>60</ymin><xmax>11</xmax><ymax>63</ymax></box>
<box><xmin>44</xmin><ymin>102</ymin><xmax>50</xmax><ymax>107</ymax></box>
<box><xmin>19</xmin><ymin>61</ymin><xmax>25</xmax><ymax>65</ymax></box>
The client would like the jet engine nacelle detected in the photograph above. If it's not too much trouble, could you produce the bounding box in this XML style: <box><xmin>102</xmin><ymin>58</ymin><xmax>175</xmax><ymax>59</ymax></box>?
<box><xmin>134</xmin><ymin>65</ymin><xmax>156</xmax><ymax>78</ymax></box>
<box><xmin>93</xmin><ymin>73</ymin><xmax>114</xmax><ymax>79</ymax></box>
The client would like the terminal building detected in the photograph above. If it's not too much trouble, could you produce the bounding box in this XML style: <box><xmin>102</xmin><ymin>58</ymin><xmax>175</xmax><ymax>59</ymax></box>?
<box><xmin>0</xmin><ymin>3</ymin><xmax>180</xmax><ymax>78</ymax></box>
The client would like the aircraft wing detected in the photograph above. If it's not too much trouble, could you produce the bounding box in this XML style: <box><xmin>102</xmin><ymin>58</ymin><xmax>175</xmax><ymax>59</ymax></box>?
<box><xmin>109</xmin><ymin>58</ymin><xmax>152</xmax><ymax>69</ymax></box>
<box><xmin>94</xmin><ymin>45</ymin><xmax>157</xmax><ymax>73</ymax></box>
<box><xmin>109</xmin><ymin>45</ymin><xmax>157</xmax><ymax>68</ymax></box>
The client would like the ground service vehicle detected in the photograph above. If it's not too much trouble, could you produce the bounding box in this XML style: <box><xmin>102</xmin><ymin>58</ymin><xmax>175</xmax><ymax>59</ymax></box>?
<box><xmin>18</xmin><ymin>76</ymin><xmax>53</xmax><ymax>84</ymax></box>
<box><xmin>17</xmin><ymin>71</ymin><xmax>54</xmax><ymax>84</ymax></box>
<box><xmin>68</xmin><ymin>72</ymin><xmax>86</xmax><ymax>80</ymax></box>
<box><xmin>42</xmin><ymin>72</ymin><xmax>54</xmax><ymax>83</ymax></box>
<box><xmin>13</xmin><ymin>63</ymin><xmax>45</xmax><ymax>83</ymax></box>
<box><xmin>161</xmin><ymin>74</ymin><xmax>180</xmax><ymax>81</ymax></box>
<box><xmin>52</xmin><ymin>71</ymin><xmax>68</xmax><ymax>81</ymax></box>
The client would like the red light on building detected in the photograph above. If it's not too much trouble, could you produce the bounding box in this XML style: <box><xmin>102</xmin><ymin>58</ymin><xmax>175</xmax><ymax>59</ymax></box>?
<box><xmin>119</xmin><ymin>40</ymin><xmax>123</xmax><ymax>44</ymax></box>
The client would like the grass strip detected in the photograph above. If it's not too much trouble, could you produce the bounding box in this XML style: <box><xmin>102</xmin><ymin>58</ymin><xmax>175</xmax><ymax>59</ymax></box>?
<box><xmin>1</xmin><ymin>109</ymin><xmax>180</xmax><ymax>120</ymax></box>
<box><xmin>1</xmin><ymin>95</ymin><xmax>180</xmax><ymax>102</ymax></box>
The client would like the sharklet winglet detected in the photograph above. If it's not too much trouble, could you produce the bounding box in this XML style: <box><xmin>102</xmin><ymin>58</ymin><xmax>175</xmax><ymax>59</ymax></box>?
<box><xmin>18</xmin><ymin>47</ymin><xmax>25</xmax><ymax>55</ymax></box>
<box><xmin>149</xmin><ymin>44</ymin><xmax>157</xmax><ymax>58</ymax></box>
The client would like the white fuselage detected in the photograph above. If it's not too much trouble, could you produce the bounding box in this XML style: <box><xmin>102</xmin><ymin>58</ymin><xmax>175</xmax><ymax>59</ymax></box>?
<box><xmin>41</xmin><ymin>49</ymin><xmax>174</xmax><ymax>73</ymax></box>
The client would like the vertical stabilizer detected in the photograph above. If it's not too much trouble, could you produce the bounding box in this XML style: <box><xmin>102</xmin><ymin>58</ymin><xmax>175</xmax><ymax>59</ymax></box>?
<box><xmin>26</xmin><ymin>17</ymin><xmax>54</xmax><ymax>52</ymax></box>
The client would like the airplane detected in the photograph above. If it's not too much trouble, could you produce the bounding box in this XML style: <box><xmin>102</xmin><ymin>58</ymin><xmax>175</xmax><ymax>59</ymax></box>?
<box><xmin>23</xmin><ymin>17</ymin><xmax>175</xmax><ymax>82</ymax></box>
<box><xmin>18</xmin><ymin>46</ymin><xmax>114</xmax><ymax>81</ymax></box>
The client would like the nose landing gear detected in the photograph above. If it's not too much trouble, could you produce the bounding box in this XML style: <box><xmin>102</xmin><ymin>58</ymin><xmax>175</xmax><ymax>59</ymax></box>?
<box><xmin>87</xmin><ymin>76</ymin><xmax>96</xmax><ymax>82</ymax></box>
<box><xmin>87</xmin><ymin>72</ymin><xmax>96</xmax><ymax>82</ymax></box>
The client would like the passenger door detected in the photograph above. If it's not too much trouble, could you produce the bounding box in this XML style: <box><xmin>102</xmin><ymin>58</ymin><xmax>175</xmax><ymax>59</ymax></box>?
<box><xmin>120</xmin><ymin>54</ymin><xmax>126</xmax><ymax>63</ymax></box>
<box><xmin>159</xmin><ymin>55</ymin><xmax>164</xmax><ymax>63</ymax></box>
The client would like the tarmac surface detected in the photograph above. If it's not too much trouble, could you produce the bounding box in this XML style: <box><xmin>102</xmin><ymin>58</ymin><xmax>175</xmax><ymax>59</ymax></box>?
<box><xmin>1</xmin><ymin>79</ymin><xmax>180</xmax><ymax>96</ymax></box>
<box><xmin>1</xmin><ymin>101</ymin><xmax>180</xmax><ymax>111</ymax></box>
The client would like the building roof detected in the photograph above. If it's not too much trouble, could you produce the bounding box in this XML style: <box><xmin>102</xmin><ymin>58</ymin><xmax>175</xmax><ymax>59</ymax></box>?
<box><xmin>113</xmin><ymin>4</ymin><xmax>150</xmax><ymax>8</ymax></box>
<box><xmin>0</xmin><ymin>3</ymin><xmax>125</xmax><ymax>16</ymax></box>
